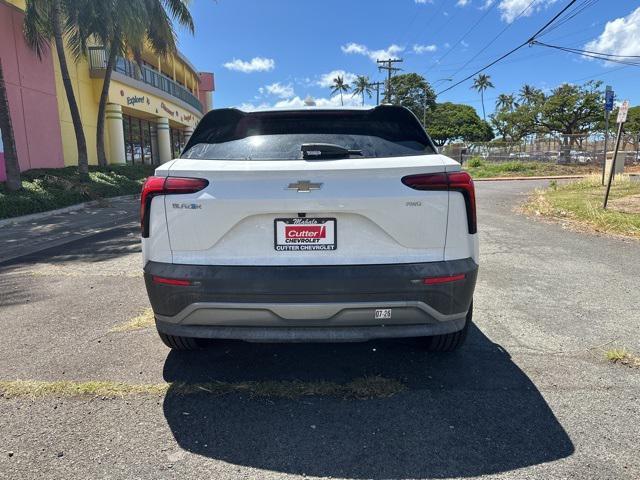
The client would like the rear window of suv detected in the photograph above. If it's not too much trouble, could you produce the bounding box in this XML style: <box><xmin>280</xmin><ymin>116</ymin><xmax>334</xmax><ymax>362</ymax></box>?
<box><xmin>182</xmin><ymin>106</ymin><xmax>437</xmax><ymax>160</ymax></box>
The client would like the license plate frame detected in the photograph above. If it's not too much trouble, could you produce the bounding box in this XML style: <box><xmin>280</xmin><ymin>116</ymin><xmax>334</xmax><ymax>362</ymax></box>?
<box><xmin>274</xmin><ymin>217</ymin><xmax>337</xmax><ymax>252</ymax></box>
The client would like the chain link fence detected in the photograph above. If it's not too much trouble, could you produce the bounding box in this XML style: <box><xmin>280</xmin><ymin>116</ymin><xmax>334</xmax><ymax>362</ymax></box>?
<box><xmin>442</xmin><ymin>133</ymin><xmax>640</xmax><ymax>166</ymax></box>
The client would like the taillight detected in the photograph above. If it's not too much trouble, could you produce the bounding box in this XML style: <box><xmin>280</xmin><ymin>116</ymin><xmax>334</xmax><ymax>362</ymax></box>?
<box><xmin>401</xmin><ymin>171</ymin><xmax>477</xmax><ymax>234</ymax></box>
<box><xmin>140</xmin><ymin>176</ymin><xmax>209</xmax><ymax>238</ymax></box>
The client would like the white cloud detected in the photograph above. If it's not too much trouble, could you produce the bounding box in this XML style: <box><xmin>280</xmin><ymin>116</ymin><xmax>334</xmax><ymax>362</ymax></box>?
<box><xmin>238</xmin><ymin>94</ymin><xmax>370</xmax><ymax>111</ymax></box>
<box><xmin>461</xmin><ymin>40</ymin><xmax>469</xmax><ymax>48</ymax></box>
<box><xmin>237</xmin><ymin>102</ymin><xmax>270</xmax><ymax>111</ymax></box>
<box><xmin>498</xmin><ymin>0</ymin><xmax>557</xmax><ymax>24</ymax></box>
<box><xmin>264</xmin><ymin>82</ymin><xmax>295</xmax><ymax>99</ymax></box>
<box><xmin>584</xmin><ymin>7</ymin><xmax>640</xmax><ymax>64</ymax></box>
<box><xmin>415</xmin><ymin>0</ymin><xmax>433</xmax><ymax>4</ymax></box>
<box><xmin>315</xmin><ymin>70</ymin><xmax>359</xmax><ymax>88</ymax></box>
<box><xmin>223</xmin><ymin>57</ymin><xmax>275</xmax><ymax>73</ymax></box>
<box><xmin>413</xmin><ymin>43</ymin><xmax>437</xmax><ymax>54</ymax></box>
<box><xmin>456</xmin><ymin>0</ymin><xmax>470</xmax><ymax>6</ymax></box>
<box><xmin>341</xmin><ymin>42</ymin><xmax>405</xmax><ymax>62</ymax></box>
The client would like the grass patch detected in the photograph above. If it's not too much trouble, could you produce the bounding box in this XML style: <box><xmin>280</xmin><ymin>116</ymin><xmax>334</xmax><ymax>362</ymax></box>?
<box><xmin>0</xmin><ymin>376</ymin><xmax>405</xmax><ymax>400</ymax></box>
<box><xmin>110</xmin><ymin>308</ymin><xmax>155</xmax><ymax>333</ymax></box>
<box><xmin>523</xmin><ymin>174</ymin><xmax>640</xmax><ymax>238</ymax></box>
<box><xmin>605</xmin><ymin>348</ymin><xmax>640</xmax><ymax>368</ymax></box>
<box><xmin>463</xmin><ymin>160</ymin><xmax>598</xmax><ymax>179</ymax></box>
<box><xmin>0</xmin><ymin>165</ymin><xmax>154</xmax><ymax>219</ymax></box>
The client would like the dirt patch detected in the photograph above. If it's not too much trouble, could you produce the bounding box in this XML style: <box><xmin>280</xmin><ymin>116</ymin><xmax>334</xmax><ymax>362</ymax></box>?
<box><xmin>609</xmin><ymin>194</ymin><xmax>640</xmax><ymax>214</ymax></box>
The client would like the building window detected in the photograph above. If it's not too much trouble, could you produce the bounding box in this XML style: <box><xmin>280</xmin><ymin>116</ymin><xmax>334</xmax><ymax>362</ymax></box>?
<box><xmin>123</xmin><ymin>114</ymin><xmax>155</xmax><ymax>165</ymax></box>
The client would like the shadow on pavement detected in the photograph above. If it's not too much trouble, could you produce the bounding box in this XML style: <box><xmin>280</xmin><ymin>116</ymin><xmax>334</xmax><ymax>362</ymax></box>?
<box><xmin>0</xmin><ymin>224</ymin><xmax>139</xmax><ymax>268</ymax></box>
<box><xmin>162</xmin><ymin>324</ymin><xmax>573</xmax><ymax>479</ymax></box>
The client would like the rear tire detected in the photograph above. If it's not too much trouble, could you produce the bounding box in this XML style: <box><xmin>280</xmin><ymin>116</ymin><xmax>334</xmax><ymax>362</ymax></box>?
<box><xmin>157</xmin><ymin>330</ymin><xmax>203</xmax><ymax>350</ymax></box>
<box><xmin>423</xmin><ymin>302</ymin><xmax>472</xmax><ymax>352</ymax></box>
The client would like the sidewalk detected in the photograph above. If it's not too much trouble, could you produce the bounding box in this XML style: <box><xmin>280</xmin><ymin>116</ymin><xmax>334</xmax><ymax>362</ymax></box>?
<box><xmin>0</xmin><ymin>196</ymin><xmax>138</xmax><ymax>264</ymax></box>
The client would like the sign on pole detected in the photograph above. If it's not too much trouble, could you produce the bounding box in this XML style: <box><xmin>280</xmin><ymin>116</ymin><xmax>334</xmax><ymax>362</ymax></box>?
<box><xmin>617</xmin><ymin>100</ymin><xmax>629</xmax><ymax>124</ymax></box>
<box><xmin>605</xmin><ymin>86</ymin><xmax>614</xmax><ymax>112</ymax></box>
<box><xmin>603</xmin><ymin>99</ymin><xmax>629</xmax><ymax>209</ymax></box>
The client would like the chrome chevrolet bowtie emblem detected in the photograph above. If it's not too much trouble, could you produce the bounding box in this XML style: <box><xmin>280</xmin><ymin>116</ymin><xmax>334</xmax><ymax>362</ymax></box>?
<box><xmin>286</xmin><ymin>180</ymin><xmax>323</xmax><ymax>193</ymax></box>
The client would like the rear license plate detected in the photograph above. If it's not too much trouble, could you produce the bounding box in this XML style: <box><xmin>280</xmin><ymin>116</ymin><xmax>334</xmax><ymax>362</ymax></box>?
<box><xmin>274</xmin><ymin>218</ymin><xmax>337</xmax><ymax>251</ymax></box>
<box><xmin>375</xmin><ymin>309</ymin><xmax>392</xmax><ymax>320</ymax></box>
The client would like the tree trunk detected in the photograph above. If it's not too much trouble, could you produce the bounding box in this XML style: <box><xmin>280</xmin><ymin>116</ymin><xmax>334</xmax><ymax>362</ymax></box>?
<box><xmin>362</xmin><ymin>91</ymin><xmax>364</xmax><ymax>106</ymax></box>
<box><xmin>51</xmin><ymin>0</ymin><xmax>89</xmax><ymax>180</ymax></box>
<box><xmin>0</xmin><ymin>60</ymin><xmax>21</xmax><ymax>191</ymax></box>
<box><xmin>340</xmin><ymin>91</ymin><xmax>343</xmax><ymax>106</ymax></box>
<box><xmin>481</xmin><ymin>90</ymin><xmax>486</xmax><ymax>121</ymax></box>
<box><xmin>96</xmin><ymin>42</ymin><xmax>118</xmax><ymax>167</ymax></box>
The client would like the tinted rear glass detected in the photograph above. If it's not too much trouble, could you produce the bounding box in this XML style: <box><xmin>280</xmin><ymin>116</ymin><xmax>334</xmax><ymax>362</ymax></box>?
<box><xmin>182</xmin><ymin>106</ymin><xmax>437</xmax><ymax>160</ymax></box>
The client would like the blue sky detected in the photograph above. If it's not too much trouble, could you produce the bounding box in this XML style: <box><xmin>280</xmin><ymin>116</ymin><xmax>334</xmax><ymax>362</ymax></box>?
<box><xmin>176</xmin><ymin>0</ymin><xmax>640</xmax><ymax>115</ymax></box>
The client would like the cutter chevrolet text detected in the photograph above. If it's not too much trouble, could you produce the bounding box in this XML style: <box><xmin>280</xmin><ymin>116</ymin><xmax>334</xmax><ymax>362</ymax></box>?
<box><xmin>141</xmin><ymin>105</ymin><xmax>478</xmax><ymax>351</ymax></box>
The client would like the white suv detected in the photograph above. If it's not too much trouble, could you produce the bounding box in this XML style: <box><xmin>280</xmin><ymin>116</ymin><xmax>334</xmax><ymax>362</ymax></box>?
<box><xmin>141</xmin><ymin>106</ymin><xmax>478</xmax><ymax>351</ymax></box>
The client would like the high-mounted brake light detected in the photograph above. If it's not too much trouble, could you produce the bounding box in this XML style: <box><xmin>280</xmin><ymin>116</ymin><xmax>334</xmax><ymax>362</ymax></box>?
<box><xmin>401</xmin><ymin>171</ymin><xmax>477</xmax><ymax>234</ymax></box>
<box><xmin>140</xmin><ymin>176</ymin><xmax>209</xmax><ymax>238</ymax></box>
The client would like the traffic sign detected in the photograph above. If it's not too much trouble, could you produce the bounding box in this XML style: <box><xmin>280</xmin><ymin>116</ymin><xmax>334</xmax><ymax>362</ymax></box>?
<box><xmin>605</xmin><ymin>86</ymin><xmax>614</xmax><ymax>112</ymax></box>
<box><xmin>617</xmin><ymin>100</ymin><xmax>629</xmax><ymax>124</ymax></box>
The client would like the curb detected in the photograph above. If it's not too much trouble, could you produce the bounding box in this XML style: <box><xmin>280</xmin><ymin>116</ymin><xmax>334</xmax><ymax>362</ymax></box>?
<box><xmin>473</xmin><ymin>173</ymin><xmax>640</xmax><ymax>182</ymax></box>
<box><xmin>473</xmin><ymin>175</ymin><xmax>587</xmax><ymax>182</ymax></box>
<box><xmin>0</xmin><ymin>194</ymin><xmax>138</xmax><ymax>228</ymax></box>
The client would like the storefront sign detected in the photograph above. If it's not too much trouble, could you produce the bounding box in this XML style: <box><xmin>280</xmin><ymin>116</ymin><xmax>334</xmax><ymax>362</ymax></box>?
<box><xmin>127</xmin><ymin>95</ymin><xmax>146</xmax><ymax>107</ymax></box>
<box><xmin>161</xmin><ymin>102</ymin><xmax>177</xmax><ymax>117</ymax></box>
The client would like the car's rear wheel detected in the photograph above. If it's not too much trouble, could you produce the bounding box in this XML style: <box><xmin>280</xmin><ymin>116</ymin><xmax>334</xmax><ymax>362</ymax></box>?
<box><xmin>423</xmin><ymin>302</ymin><xmax>472</xmax><ymax>352</ymax></box>
<box><xmin>157</xmin><ymin>330</ymin><xmax>203</xmax><ymax>350</ymax></box>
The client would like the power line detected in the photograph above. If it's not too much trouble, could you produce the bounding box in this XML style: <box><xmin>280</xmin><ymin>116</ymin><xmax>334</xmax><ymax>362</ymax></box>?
<box><xmin>423</xmin><ymin>1</ymin><xmax>498</xmax><ymax>75</ymax></box>
<box><xmin>532</xmin><ymin>40</ymin><xmax>640</xmax><ymax>60</ymax></box>
<box><xmin>445</xmin><ymin>0</ymin><xmax>538</xmax><ymax>80</ymax></box>
<box><xmin>401</xmin><ymin>0</ymin><xmax>447</xmax><ymax>47</ymax></box>
<box><xmin>437</xmin><ymin>0</ymin><xmax>580</xmax><ymax>96</ymax></box>
<box><xmin>537</xmin><ymin>0</ymin><xmax>601</xmax><ymax>38</ymax></box>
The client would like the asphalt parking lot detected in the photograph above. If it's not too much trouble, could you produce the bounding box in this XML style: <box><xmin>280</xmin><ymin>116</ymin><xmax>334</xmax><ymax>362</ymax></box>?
<box><xmin>0</xmin><ymin>179</ymin><xmax>638</xmax><ymax>479</ymax></box>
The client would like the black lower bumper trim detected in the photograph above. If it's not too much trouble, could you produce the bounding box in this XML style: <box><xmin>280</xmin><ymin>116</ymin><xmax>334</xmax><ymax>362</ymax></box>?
<box><xmin>144</xmin><ymin>259</ymin><xmax>478</xmax><ymax>319</ymax></box>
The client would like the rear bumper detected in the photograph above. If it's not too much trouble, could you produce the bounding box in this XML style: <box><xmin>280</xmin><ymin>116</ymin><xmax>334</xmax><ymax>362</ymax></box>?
<box><xmin>144</xmin><ymin>258</ymin><xmax>478</xmax><ymax>341</ymax></box>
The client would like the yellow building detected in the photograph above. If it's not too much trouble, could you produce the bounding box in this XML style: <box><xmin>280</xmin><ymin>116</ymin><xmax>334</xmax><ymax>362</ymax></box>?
<box><xmin>3</xmin><ymin>0</ymin><xmax>214</xmax><ymax>169</ymax></box>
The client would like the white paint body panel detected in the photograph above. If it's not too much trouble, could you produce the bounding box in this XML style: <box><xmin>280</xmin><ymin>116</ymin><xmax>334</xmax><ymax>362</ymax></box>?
<box><xmin>142</xmin><ymin>154</ymin><xmax>479</xmax><ymax>266</ymax></box>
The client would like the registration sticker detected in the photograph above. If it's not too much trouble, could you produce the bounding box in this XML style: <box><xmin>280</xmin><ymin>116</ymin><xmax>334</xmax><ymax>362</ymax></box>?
<box><xmin>375</xmin><ymin>309</ymin><xmax>392</xmax><ymax>320</ymax></box>
<box><xmin>274</xmin><ymin>218</ymin><xmax>337</xmax><ymax>251</ymax></box>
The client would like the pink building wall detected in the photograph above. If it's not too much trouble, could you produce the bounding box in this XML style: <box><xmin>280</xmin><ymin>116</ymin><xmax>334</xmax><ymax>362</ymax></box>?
<box><xmin>0</xmin><ymin>2</ymin><xmax>64</xmax><ymax>182</ymax></box>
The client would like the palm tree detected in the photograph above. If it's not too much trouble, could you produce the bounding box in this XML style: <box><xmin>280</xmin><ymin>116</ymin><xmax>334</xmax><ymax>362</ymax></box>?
<box><xmin>519</xmin><ymin>84</ymin><xmax>542</xmax><ymax>105</ymax></box>
<box><xmin>81</xmin><ymin>0</ymin><xmax>194</xmax><ymax>166</ymax></box>
<box><xmin>24</xmin><ymin>0</ymin><xmax>89</xmax><ymax>179</ymax></box>
<box><xmin>471</xmin><ymin>73</ymin><xmax>494</xmax><ymax>121</ymax></box>
<box><xmin>0</xmin><ymin>60</ymin><xmax>21</xmax><ymax>191</ymax></box>
<box><xmin>352</xmin><ymin>75</ymin><xmax>373</xmax><ymax>106</ymax></box>
<box><xmin>495</xmin><ymin>93</ymin><xmax>517</xmax><ymax>112</ymax></box>
<box><xmin>330</xmin><ymin>75</ymin><xmax>350</xmax><ymax>106</ymax></box>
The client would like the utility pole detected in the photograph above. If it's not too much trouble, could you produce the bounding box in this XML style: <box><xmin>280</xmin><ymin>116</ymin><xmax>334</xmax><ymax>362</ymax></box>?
<box><xmin>369</xmin><ymin>81</ymin><xmax>384</xmax><ymax>106</ymax></box>
<box><xmin>377</xmin><ymin>58</ymin><xmax>403</xmax><ymax>104</ymax></box>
